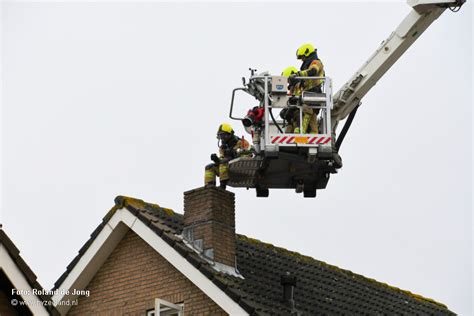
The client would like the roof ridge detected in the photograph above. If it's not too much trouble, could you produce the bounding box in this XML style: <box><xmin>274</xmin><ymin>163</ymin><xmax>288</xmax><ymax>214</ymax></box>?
<box><xmin>110</xmin><ymin>195</ymin><xmax>180</xmax><ymax>218</ymax></box>
<box><xmin>236</xmin><ymin>234</ymin><xmax>448</xmax><ymax>310</ymax></box>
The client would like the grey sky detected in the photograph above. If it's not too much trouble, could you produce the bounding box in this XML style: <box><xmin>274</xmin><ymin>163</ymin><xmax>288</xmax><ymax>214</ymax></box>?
<box><xmin>1</xmin><ymin>1</ymin><xmax>472</xmax><ymax>314</ymax></box>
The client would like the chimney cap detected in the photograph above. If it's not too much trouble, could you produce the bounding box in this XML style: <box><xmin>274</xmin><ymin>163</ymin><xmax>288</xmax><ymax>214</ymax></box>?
<box><xmin>281</xmin><ymin>271</ymin><xmax>297</xmax><ymax>286</ymax></box>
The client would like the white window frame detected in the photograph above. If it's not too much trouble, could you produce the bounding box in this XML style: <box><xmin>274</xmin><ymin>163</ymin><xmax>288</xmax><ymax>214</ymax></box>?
<box><xmin>146</xmin><ymin>299</ymin><xmax>184</xmax><ymax>316</ymax></box>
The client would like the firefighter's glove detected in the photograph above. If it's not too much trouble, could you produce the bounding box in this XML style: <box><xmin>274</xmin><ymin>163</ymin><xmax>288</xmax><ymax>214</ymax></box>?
<box><xmin>288</xmin><ymin>96</ymin><xmax>299</xmax><ymax>106</ymax></box>
<box><xmin>210</xmin><ymin>153</ymin><xmax>219</xmax><ymax>163</ymax></box>
<box><xmin>288</xmin><ymin>108</ymin><xmax>299</xmax><ymax>121</ymax></box>
<box><xmin>288</xmin><ymin>74</ymin><xmax>298</xmax><ymax>86</ymax></box>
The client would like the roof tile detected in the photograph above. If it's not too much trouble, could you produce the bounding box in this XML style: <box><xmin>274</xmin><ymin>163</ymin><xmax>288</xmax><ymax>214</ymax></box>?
<box><xmin>161</xmin><ymin>232</ymin><xmax>178</xmax><ymax>247</ymax></box>
<box><xmin>173</xmin><ymin>241</ymin><xmax>193</xmax><ymax>258</ymax></box>
<box><xmin>198</xmin><ymin>264</ymin><xmax>216</xmax><ymax>279</ymax></box>
<box><xmin>186</xmin><ymin>252</ymin><xmax>207</xmax><ymax>269</ymax></box>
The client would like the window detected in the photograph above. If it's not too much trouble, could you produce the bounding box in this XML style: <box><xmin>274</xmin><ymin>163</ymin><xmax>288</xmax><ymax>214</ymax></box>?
<box><xmin>146</xmin><ymin>299</ymin><xmax>184</xmax><ymax>316</ymax></box>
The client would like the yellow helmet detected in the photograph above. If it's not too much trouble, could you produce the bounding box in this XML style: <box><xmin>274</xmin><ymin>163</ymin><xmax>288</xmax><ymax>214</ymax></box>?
<box><xmin>281</xmin><ymin>66</ymin><xmax>298</xmax><ymax>77</ymax></box>
<box><xmin>217</xmin><ymin>123</ymin><xmax>234</xmax><ymax>135</ymax></box>
<box><xmin>296</xmin><ymin>43</ymin><xmax>315</xmax><ymax>59</ymax></box>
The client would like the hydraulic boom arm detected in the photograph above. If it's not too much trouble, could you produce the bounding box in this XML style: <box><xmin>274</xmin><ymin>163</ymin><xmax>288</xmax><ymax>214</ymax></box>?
<box><xmin>331</xmin><ymin>0</ymin><xmax>465</xmax><ymax>129</ymax></box>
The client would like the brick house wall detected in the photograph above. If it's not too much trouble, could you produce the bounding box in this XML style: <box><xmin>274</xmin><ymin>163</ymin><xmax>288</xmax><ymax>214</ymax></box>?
<box><xmin>68</xmin><ymin>229</ymin><xmax>227</xmax><ymax>316</ymax></box>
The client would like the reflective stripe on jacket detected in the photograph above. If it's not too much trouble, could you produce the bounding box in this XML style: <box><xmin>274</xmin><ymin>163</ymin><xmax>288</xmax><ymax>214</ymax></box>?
<box><xmin>299</xmin><ymin>59</ymin><xmax>325</xmax><ymax>90</ymax></box>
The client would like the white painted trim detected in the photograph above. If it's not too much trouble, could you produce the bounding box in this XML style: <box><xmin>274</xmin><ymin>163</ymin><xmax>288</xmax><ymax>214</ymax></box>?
<box><xmin>0</xmin><ymin>244</ymin><xmax>49</xmax><ymax>315</ymax></box>
<box><xmin>52</xmin><ymin>219</ymin><xmax>129</xmax><ymax>314</ymax></box>
<box><xmin>155</xmin><ymin>298</ymin><xmax>183</xmax><ymax>316</ymax></box>
<box><xmin>53</xmin><ymin>208</ymin><xmax>249</xmax><ymax>315</ymax></box>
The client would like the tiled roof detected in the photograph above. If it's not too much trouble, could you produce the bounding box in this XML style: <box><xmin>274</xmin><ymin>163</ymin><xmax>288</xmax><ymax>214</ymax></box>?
<box><xmin>0</xmin><ymin>226</ymin><xmax>59</xmax><ymax>316</ymax></box>
<box><xmin>233</xmin><ymin>236</ymin><xmax>453</xmax><ymax>315</ymax></box>
<box><xmin>54</xmin><ymin>195</ymin><xmax>455</xmax><ymax>315</ymax></box>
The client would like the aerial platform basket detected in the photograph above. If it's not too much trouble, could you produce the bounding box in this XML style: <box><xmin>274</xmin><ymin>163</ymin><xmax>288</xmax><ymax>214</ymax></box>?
<box><xmin>228</xmin><ymin>74</ymin><xmax>339</xmax><ymax>197</ymax></box>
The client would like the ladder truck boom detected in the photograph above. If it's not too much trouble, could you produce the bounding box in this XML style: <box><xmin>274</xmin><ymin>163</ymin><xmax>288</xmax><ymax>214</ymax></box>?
<box><xmin>226</xmin><ymin>0</ymin><xmax>464</xmax><ymax>197</ymax></box>
<box><xmin>331</xmin><ymin>0</ymin><xmax>465</xmax><ymax>129</ymax></box>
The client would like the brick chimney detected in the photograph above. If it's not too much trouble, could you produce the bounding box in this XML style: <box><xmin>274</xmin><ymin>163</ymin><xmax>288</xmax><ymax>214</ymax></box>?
<box><xmin>182</xmin><ymin>187</ymin><xmax>236</xmax><ymax>267</ymax></box>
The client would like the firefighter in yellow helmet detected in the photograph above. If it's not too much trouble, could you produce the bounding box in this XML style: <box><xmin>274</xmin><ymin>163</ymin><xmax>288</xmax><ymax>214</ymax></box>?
<box><xmin>204</xmin><ymin>123</ymin><xmax>250</xmax><ymax>189</ymax></box>
<box><xmin>281</xmin><ymin>65</ymin><xmax>318</xmax><ymax>134</ymax></box>
<box><xmin>289</xmin><ymin>43</ymin><xmax>325</xmax><ymax>134</ymax></box>
<box><xmin>281</xmin><ymin>66</ymin><xmax>299</xmax><ymax>80</ymax></box>
<box><xmin>295</xmin><ymin>43</ymin><xmax>325</xmax><ymax>90</ymax></box>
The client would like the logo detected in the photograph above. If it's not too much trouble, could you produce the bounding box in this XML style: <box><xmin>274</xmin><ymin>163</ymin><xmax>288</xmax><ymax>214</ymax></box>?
<box><xmin>276</xmin><ymin>84</ymin><xmax>284</xmax><ymax>90</ymax></box>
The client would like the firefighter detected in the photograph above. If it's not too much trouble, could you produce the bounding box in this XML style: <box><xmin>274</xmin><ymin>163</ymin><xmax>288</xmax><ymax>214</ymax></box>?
<box><xmin>280</xmin><ymin>65</ymin><xmax>318</xmax><ymax>134</ymax></box>
<box><xmin>290</xmin><ymin>43</ymin><xmax>325</xmax><ymax>134</ymax></box>
<box><xmin>280</xmin><ymin>66</ymin><xmax>300</xmax><ymax>133</ymax></box>
<box><xmin>204</xmin><ymin>123</ymin><xmax>250</xmax><ymax>189</ymax></box>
